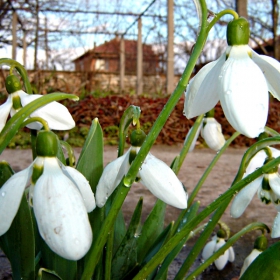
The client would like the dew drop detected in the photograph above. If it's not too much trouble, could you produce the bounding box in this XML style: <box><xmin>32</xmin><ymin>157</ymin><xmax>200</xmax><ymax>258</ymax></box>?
<box><xmin>226</xmin><ymin>90</ymin><xmax>232</xmax><ymax>95</ymax></box>
<box><xmin>1</xmin><ymin>191</ymin><xmax>5</xmax><ymax>197</ymax></box>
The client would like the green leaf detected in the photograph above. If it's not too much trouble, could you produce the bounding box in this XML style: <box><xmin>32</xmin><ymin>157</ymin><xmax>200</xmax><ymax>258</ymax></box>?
<box><xmin>0</xmin><ymin>92</ymin><xmax>78</xmax><ymax>154</ymax></box>
<box><xmin>113</xmin><ymin>210</ymin><xmax>127</xmax><ymax>255</ymax></box>
<box><xmin>111</xmin><ymin>197</ymin><xmax>143</xmax><ymax>279</ymax></box>
<box><xmin>154</xmin><ymin>202</ymin><xmax>200</xmax><ymax>280</ymax></box>
<box><xmin>0</xmin><ymin>161</ymin><xmax>35</xmax><ymax>280</ymax></box>
<box><xmin>38</xmin><ymin>237</ymin><xmax>77</xmax><ymax>280</ymax></box>
<box><xmin>76</xmin><ymin>118</ymin><xmax>103</xmax><ymax>192</ymax></box>
<box><xmin>37</xmin><ymin>268</ymin><xmax>62</xmax><ymax>280</ymax></box>
<box><xmin>137</xmin><ymin>200</ymin><xmax>166</xmax><ymax>263</ymax></box>
<box><xmin>76</xmin><ymin>118</ymin><xmax>104</xmax><ymax>279</ymax></box>
<box><xmin>240</xmin><ymin>241</ymin><xmax>280</xmax><ymax>280</ymax></box>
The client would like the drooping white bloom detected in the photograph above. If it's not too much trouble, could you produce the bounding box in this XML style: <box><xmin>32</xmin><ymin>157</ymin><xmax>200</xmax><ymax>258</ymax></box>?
<box><xmin>184</xmin><ymin>45</ymin><xmax>280</xmax><ymax>138</ymax></box>
<box><xmin>186</xmin><ymin>117</ymin><xmax>225</xmax><ymax>152</ymax></box>
<box><xmin>230</xmin><ymin>147</ymin><xmax>280</xmax><ymax>218</ymax></box>
<box><xmin>0</xmin><ymin>90</ymin><xmax>75</xmax><ymax>132</ymax></box>
<box><xmin>96</xmin><ymin>147</ymin><xmax>188</xmax><ymax>209</ymax></box>
<box><xmin>201</xmin><ymin>117</ymin><xmax>226</xmax><ymax>151</ymax></box>
<box><xmin>240</xmin><ymin>248</ymin><xmax>262</xmax><ymax>276</ymax></box>
<box><xmin>0</xmin><ymin>156</ymin><xmax>95</xmax><ymax>260</ymax></box>
<box><xmin>202</xmin><ymin>235</ymin><xmax>235</xmax><ymax>270</ymax></box>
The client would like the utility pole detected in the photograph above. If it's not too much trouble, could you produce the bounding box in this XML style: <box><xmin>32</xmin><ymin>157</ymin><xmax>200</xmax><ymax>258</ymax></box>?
<box><xmin>34</xmin><ymin>0</ymin><xmax>39</xmax><ymax>70</ymax></box>
<box><xmin>236</xmin><ymin>0</ymin><xmax>248</xmax><ymax>18</ymax></box>
<box><xmin>119</xmin><ymin>36</ymin><xmax>125</xmax><ymax>93</ymax></box>
<box><xmin>166</xmin><ymin>0</ymin><xmax>174</xmax><ymax>95</ymax></box>
<box><xmin>23</xmin><ymin>31</ymin><xmax>27</xmax><ymax>67</ymax></box>
<box><xmin>12</xmin><ymin>11</ymin><xmax>17</xmax><ymax>60</ymax></box>
<box><xmin>272</xmin><ymin>0</ymin><xmax>279</xmax><ymax>60</ymax></box>
<box><xmin>45</xmin><ymin>17</ymin><xmax>49</xmax><ymax>69</ymax></box>
<box><xmin>136</xmin><ymin>18</ymin><xmax>143</xmax><ymax>95</ymax></box>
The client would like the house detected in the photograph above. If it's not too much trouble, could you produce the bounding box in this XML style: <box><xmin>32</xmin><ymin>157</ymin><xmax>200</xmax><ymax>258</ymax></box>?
<box><xmin>73</xmin><ymin>38</ymin><xmax>163</xmax><ymax>75</ymax></box>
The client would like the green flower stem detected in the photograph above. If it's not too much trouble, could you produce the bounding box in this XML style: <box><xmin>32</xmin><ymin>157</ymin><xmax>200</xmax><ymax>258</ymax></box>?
<box><xmin>123</xmin><ymin>0</ymin><xmax>209</xmax><ymax>188</ymax></box>
<box><xmin>81</xmin><ymin>180</ymin><xmax>130</xmax><ymax>280</ymax></box>
<box><xmin>59</xmin><ymin>140</ymin><xmax>76</xmax><ymax>167</ymax></box>
<box><xmin>175</xmin><ymin>199</ymin><xmax>229</xmax><ymax>280</ymax></box>
<box><xmin>0</xmin><ymin>58</ymin><xmax>32</xmax><ymax>94</ymax></box>
<box><xmin>233</xmin><ymin>136</ymin><xmax>280</xmax><ymax>184</ymax></box>
<box><xmin>172</xmin><ymin>114</ymin><xmax>204</xmax><ymax>175</ymax></box>
<box><xmin>188</xmin><ymin>131</ymin><xmax>240</xmax><ymax>206</ymax></box>
<box><xmin>265</xmin><ymin>126</ymin><xmax>280</xmax><ymax>137</ymax></box>
<box><xmin>0</xmin><ymin>93</ymin><xmax>78</xmax><ymax>154</ymax></box>
<box><xmin>207</xmin><ymin>9</ymin><xmax>239</xmax><ymax>33</ymax></box>
<box><xmin>21</xmin><ymin>117</ymin><xmax>50</xmax><ymax>131</ymax></box>
<box><xmin>118</xmin><ymin>105</ymin><xmax>141</xmax><ymax>157</ymax></box>
<box><xmin>186</xmin><ymin>222</ymin><xmax>270</xmax><ymax>280</ymax></box>
<box><xmin>132</xmin><ymin>155</ymin><xmax>280</xmax><ymax>280</ymax></box>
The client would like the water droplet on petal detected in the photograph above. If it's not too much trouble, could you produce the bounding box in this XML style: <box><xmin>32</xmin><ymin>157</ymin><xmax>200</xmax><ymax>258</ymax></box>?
<box><xmin>226</xmin><ymin>90</ymin><xmax>232</xmax><ymax>95</ymax></box>
<box><xmin>1</xmin><ymin>192</ymin><xmax>5</xmax><ymax>197</ymax></box>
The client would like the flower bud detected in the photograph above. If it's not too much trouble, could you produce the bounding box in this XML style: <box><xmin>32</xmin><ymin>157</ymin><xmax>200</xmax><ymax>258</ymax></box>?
<box><xmin>254</xmin><ymin>235</ymin><xmax>268</xmax><ymax>251</ymax></box>
<box><xmin>5</xmin><ymin>75</ymin><xmax>22</xmax><ymax>94</ymax></box>
<box><xmin>227</xmin><ymin>17</ymin><xmax>250</xmax><ymax>46</ymax></box>
<box><xmin>130</xmin><ymin>129</ymin><xmax>146</xmax><ymax>147</ymax></box>
<box><xmin>36</xmin><ymin>130</ymin><xmax>58</xmax><ymax>157</ymax></box>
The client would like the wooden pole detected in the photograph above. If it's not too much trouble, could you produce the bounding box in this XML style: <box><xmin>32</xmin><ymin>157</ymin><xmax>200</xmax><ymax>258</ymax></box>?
<box><xmin>236</xmin><ymin>0</ymin><xmax>248</xmax><ymax>18</ymax></box>
<box><xmin>136</xmin><ymin>18</ymin><xmax>143</xmax><ymax>95</ymax></box>
<box><xmin>45</xmin><ymin>17</ymin><xmax>49</xmax><ymax>69</ymax></box>
<box><xmin>167</xmin><ymin>0</ymin><xmax>174</xmax><ymax>94</ymax></box>
<box><xmin>120</xmin><ymin>36</ymin><xmax>125</xmax><ymax>93</ymax></box>
<box><xmin>12</xmin><ymin>12</ymin><xmax>17</xmax><ymax>60</ymax></box>
<box><xmin>23</xmin><ymin>31</ymin><xmax>27</xmax><ymax>67</ymax></box>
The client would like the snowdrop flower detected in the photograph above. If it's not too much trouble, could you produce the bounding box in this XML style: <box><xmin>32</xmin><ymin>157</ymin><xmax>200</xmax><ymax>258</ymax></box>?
<box><xmin>231</xmin><ymin>147</ymin><xmax>280</xmax><ymax>216</ymax></box>
<box><xmin>202</xmin><ymin>229</ymin><xmax>235</xmax><ymax>270</ymax></box>
<box><xmin>0</xmin><ymin>130</ymin><xmax>95</xmax><ymax>260</ymax></box>
<box><xmin>201</xmin><ymin>117</ymin><xmax>225</xmax><ymax>151</ymax></box>
<box><xmin>0</xmin><ymin>74</ymin><xmax>75</xmax><ymax>132</ymax></box>
<box><xmin>240</xmin><ymin>235</ymin><xmax>267</xmax><ymax>276</ymax></box>
<box><xmin>96</xmin><ymin>129</ymin><xmax>188</xmax><ymax>209</ymax></box>
<box><xmin>186</xmin><ymin>116</ymin><xmax>225</xmax><ymax>152</ymax></box>
<box><xmin>184</xmin><ymin>17</ymin><xmax>280</xmax><ymax>138</ymax></box>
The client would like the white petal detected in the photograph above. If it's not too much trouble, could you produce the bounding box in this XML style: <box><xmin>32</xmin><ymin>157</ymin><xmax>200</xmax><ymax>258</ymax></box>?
<box><xmin>33</xmin><ymin>157</ymin><xmax>92</xmax><ymax>260</ymax></box>
<box><xmin>0</xmin><ymin>166</ymin><xmax>31</xmax><ymax>235</ymax></box>
<box><xmin>95</xmin><ymin>150</ymin><xmax>130</xmax><ymax>207</ymax></box>
<box><xmin>201</xmin><ymin>118</ymin><xmax>225</xmax><ymax>151</ymax></box>
<box><xmin>202</xmin><ymin>238</ymin><xmax>216</xmax><ymax>260</ymax></box>
<box><xmin>184</xmin><ymin>54</ymin><xmax>225</xmax><ymax>118</ymax></box>
<box><xmin>271</xmin><ymin>212</ymin><xmax>280</xmax><ymax>238</ymax></box>
<box><xmin>139</xmin><ymin>153</ymin><xmax>188</xmax><ymax>209</ymax></box>
<box><xmin>230</xmin><ymin>176</ymin><xmax>262</xmax><ymax>218</ymax></box>
<box><xmin>18</xmin><ymin>91</ymin><xmax>75</xmax><ymax>130</ymax></box>
<box><xmin>214</xmin><ymin>239</ymin><xmax>229</xmax><ymax>270</ymax></box>
<box><xmin>245</xmin><ymin>150</ymin><xmax>267</xmax><ymax>174</ymax></box>
<box><xmin>240</xmin><ymin>249</ymin><xmax>261</xmax><ymax>276</ymax></box>
<box><xmin>271</xmin><ymin>147</ymin><xmax>280</xmax><ymax>158</ymax></box>
<box><xmin>228</xmin><ymin>246</ymin><xmax>235</xmax><ymax>262</ymax></box>
<box><xmin>251</xmin><ymin>51</ymin><xmax>280</xmax><ymax>100</ymax></box>
<box><xmin>0</xmin><ymin>95</ymin><xmax>13</xmax><ymax>132</ymax></box>
<box><xmin>62</xmin><ymin>166</ymin><xmax>96</xmax><ymax>212</ymax></box>
<box><xmin>184</xmin><ymin>122</ymin><xmax>202</xmax><ymax>152</ymax></box>
<box><xmin>268</xmin><ymin>173</ymin><xmax>280</xmax><ymax>197</ymax></box>
<box><xmin>219</xmin><ymin>45</ymin><xmax>268</xmax><ymax>138</ymax></box>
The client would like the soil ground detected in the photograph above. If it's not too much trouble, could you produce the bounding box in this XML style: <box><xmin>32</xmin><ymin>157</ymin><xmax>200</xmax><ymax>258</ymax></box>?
<box><xmin>0</xmin><ymin>145</ymin><xmax>278</xmax><ymax>279</ymax></box>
